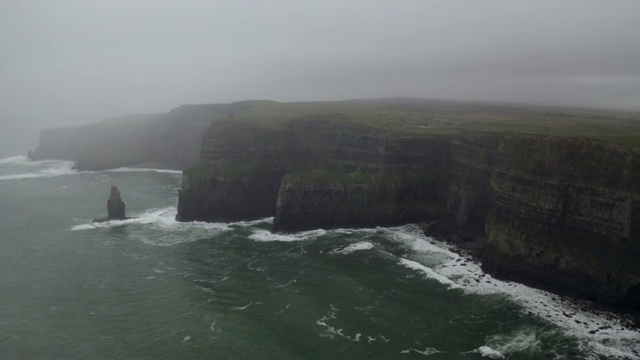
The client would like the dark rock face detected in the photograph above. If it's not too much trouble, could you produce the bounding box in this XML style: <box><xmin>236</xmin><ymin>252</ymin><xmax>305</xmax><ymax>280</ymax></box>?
<box><xmin>107</xmin><ymin>186</ymin><xmax>126</xmax><ymax>220</ymax></box>
<box><xmin>441</xmin><ymin>134</ymin><xmax>640</xmax><ymax>310</ymax></box>
<box><xmin>93</xmin><ymin>186</ymin><xmax>127</xmax><ymax>222</ymax></box>
<box><xmin>272</xmin><ymin>138</ymin><xmax>451</xmax><ymax>232</ymax></box>
<box><xmin>176</xmin><ymin>117</ymin><xmax>640</xmax><ymax>311</ymax></box>
<box><xmin>176</xmin><ymin>115</ymin><xmax>450</xmax><ymax>226</ymax></box>
<box><xmin>479</xmin><ymin>135</ymin><xmax>640</xmax><ymax>308</ymax></box>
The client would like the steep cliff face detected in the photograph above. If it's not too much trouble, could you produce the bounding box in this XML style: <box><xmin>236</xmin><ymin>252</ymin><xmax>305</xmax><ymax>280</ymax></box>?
<box><xmin>445</xmin><ymin>134</ymin><xmax>500</xmax><ymax>238</ymax></box>
<box><xmin>30</xmin><ymin>104</ymin><xmax>230</xmax><ymax>170</ymax></box>
<box><xmin>480</xmin><ymin>135</ymin><xmax>640</xmax><ymax>305</ymax></box>
<box><xmin>177</xmin><ymin>114</ymin><xmax>450</xmax><ymax>227</ymax></box>
<box><xmin>176</xmin><ymin>119</ymin><xmax>300</xmax><ymax>222</ymax></box>
<box><xmin>178</xmin><ymin>115</ymin><xmax>382</xmax><ymax>221</ymax></box>
<box><xmin>177</xmin><ymin>116</ymin><xmax>640</xmax><ymax>309</ymax></box>
<box><xmin>273</xmin><ymin>168</ymin><xmax>447</xmax><ymax>232</ymax></box>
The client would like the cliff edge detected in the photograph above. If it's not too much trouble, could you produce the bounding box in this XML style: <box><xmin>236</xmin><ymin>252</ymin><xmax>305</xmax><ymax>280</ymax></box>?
<box><xmin>176</xmin><ymin>108</ymin><xmax>640</xmax><ymax>312</ymax></box>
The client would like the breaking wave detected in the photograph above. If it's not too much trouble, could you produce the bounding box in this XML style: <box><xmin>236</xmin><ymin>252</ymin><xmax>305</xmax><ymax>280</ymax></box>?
<box><xmin>65</xmin><ymin>200</ymin><xmax>639</xmax><ymax>358</ymax></box>
<box><xmin>260</xmin><ymin>223</ymin><xmax>640</xmax><ymax>359</ymax></box>
<box><xmin>69</xmin><ymin>206</ymin><xmax>276</xmax><ymax>246</ymax></box>
<box><xmin>249</xmin><ymin>228</ymin><xmax>327</xmax><ymax>242</ymax></box>
<box><xmin>378</xmin><ymin>224</ymin><xmax>640</xmax><ymax>359</ymax></box>
<box><xmin>398</xmin><ymin>257</ymin><xmax>460</xmax><ymax>289</ymax></box>
<box><xmin>104</xmin><ymin>167</ymin><xmax>182</xmax><ymax>174</ymax></box>
<box><xmin>0</xmin><ymin>159</ymin><xmax>76</xmax><ymax>180</ymax></box>
<box><xmin>0</xmin><ymin>156</ymin><xmax>182</xmax><ymax>181</ymax></box>
<box><xmin>329</xmin><ymin>241</ymin><xmax>374</xmax><ymax>255</ymax></box>
<box><xmin>70</xmin><ymin>206</ymin><xmax>275</xmax><ymax>232</ymax></box>
<box><xmin>0</xmin><ymin>155</ymin><xmax>29</xmax><ymax>164</ymax></box>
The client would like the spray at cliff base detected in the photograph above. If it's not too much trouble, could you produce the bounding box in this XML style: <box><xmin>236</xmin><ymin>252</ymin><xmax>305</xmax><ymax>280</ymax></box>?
<box><xmin>0</xmin><ymin>156</ymin><xmax>637</xmax><ymax>359</ymax></box>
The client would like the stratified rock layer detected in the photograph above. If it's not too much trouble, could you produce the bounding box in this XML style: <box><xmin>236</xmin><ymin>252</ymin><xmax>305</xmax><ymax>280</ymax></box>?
<box><xmin>482</xmin><ymin>135</ymin><xmax>640</xmax><ymax>305</ymax></box>
<box><xmin>176</xmin><ymin>115</ymin><xmax>640</xmax><ymax>310</ymax></box>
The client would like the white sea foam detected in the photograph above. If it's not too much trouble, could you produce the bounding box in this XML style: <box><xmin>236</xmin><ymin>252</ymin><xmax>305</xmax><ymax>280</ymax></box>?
<box><xmin>249</xmin><ymin>228</ymin><xmax>326</xmax><ymax>242</ymax></box>
<box><xmin>0</xmin><ymin>159</ymin><xmax>76</xmax><ymax>180</ymax></box>
<box><xmin>330</xmin><ymin>241</ymin><xmax>374</xmax><ymax>255</ymax></box>
<box><xmin>69</xmin><ymin>207</ymin><xmax>280</xmax><ymax>247</ymax></box>
<box><xmin>474</xmin><ymin>346</ymin><xmax>505</xmax><ymax>359</ymax></box>
<box><xmin>105</xmin><ymin>167</ymin><xmax>183</xmax><ymax>174</ymax></box>
<box><xmin>70</xmin><ymin>206</ymin><xmax>231</xmax><ymax>232</ymax></box>
<box><xmin>400</xmin><ymin>347</ymin><xmax>442</xmax><ymax>357</ymax></box>
<box><xmin>70</xmin><ymin>224</ymin><xmax>96</xmax><ymax>231</ymax></box>
<box><xmin>375</xmin><ymin>224</ymin><xmax>640</xmax><ymax>359</ymax></box>
<box><xmin>583</xmin><ymin>340</ymin><xmax>640</xmax><ymax>360</ymax></box>
<box><xmin>0</xmin><ymin>155</ymin><xmax>29</xmax><ymax>164</ymax></box>
<box><xmin>330</xmin><ymin>227</ymin><xmax>379</xmax><ymax>235</ymax></box>
<box><xmin>316</xmin><ymin>305</ymin><xmax>365</xmax><ymax>342</ymax></box>
<box><xmin>233</xmin><ymin>217</ymin><xmax>274</xmax><ymax>227</ymax></box>
<box><xmin>399</xmin><ymin>258</ymin><xmax>460</xmax><ymax>289</ymax></box>
<box><xmin>483</xmin><ymin>329</ymin><xmax>541</xmax><ymax>357</ymax></box>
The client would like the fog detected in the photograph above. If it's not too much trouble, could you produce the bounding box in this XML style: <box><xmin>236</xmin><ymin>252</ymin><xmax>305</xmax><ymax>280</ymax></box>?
<box><xmin>1</xmin><ymin>0</ymin><xmax>639</xmax><ymax>155</ymax></box>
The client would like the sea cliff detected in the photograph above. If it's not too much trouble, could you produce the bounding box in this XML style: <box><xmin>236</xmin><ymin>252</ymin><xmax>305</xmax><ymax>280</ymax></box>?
<box><xmin>30</xmin><ymin>104</ymin><xmax>231</xmax><ymax>170</ymax></box>
<box><xmin>176</xmin><ymin>113</ymin><xmax>640</xmax><ymax>312</ymax></box>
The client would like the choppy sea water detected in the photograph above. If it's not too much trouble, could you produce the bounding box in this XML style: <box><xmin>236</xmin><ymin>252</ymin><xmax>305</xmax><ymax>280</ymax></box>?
<box><xmin>0</xmin><ymin>155</ymin><xmax>638</xmax><ymax>359</ymax></box>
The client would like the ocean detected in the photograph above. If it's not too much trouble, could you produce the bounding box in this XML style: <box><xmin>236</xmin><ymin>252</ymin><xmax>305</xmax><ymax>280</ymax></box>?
<box><xmin>0</xmin><ymin>155</ymin><xmax>638</xmax><ymax>359</ymax></box>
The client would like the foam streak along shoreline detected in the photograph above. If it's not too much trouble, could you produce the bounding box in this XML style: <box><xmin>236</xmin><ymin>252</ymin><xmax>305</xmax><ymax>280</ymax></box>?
<box><xmin>65</xmin><ymin>202</ymin><xmax>640</xmax><ymax>357</ymax></box>
<box><xmin>0</xmin><ymin>156</ymin><xmax>182</xmax><ymax>181</ymax></box>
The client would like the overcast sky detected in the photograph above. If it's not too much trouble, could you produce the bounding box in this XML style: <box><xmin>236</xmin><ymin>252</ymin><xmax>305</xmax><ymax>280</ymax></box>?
<box><xmin>2</xmin><ymin>0</ymin><xmax>640</xmax><ymax>133</ymax></box>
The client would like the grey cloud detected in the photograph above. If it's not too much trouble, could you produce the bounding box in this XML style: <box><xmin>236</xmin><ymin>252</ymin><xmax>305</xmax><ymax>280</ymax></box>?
<box><xmin>1</xmin><ymin>0</ymin><xmax>640</xmax><ymax>155</ymax></box>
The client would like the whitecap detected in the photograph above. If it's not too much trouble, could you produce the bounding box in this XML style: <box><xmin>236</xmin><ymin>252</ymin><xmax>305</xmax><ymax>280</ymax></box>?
<box><xmin>483</xmin><ymin>329</ymin><xmax>541</xmax><ymax>357</ymax></box>
<box><xmin>475</xmin><ymin>346</ymin><xmax>505</xmax><ymax>359</ymax></box>
<box><xmin>381</xmin><ymin>224</ymin><xmax>450</xmax><ymax>255</ymax></box>
<box><xmin>315</xmin><ymin>305</ymin><xmax>362</xmax><ymax>341</ymax></box>
<box><xmin>0</xmin><ymin>155</ymin><xmax>28</xmax><ymax>164</ymax></box>
<box><xmin>210</xmin><ymin>318</ymin><xmax>218</xmax><ymax>332</ymax></box>
<box><xmin>0</xmin><ymin>160</ymin><xmax>75</xmax><ymax>180</ymax></box>
<box><xmin>330</xmin><ymin>241</ymin><xmax>374</xmax><ymax>255</ymax></box>
<box><xmin>232</xmin><ymin>217</ymin><xmax>274</xmax><ymax>227</ymax></box>
<box><xmin>398</xmin><ymin>258</ymin><xmax>460</xmax><ymax>289</ymax></box>
<box><xmin>70</xmin><ymin>206</ymin><xmax>232</xmax><ymax>232</ymax></box>
<box><xmin>583</xmin><ymin>339</ymin><xmax>640</xmax><ymax>360</ymax></box>
<box><xmin>70</xmin><ymin>224</ymin><xmax>97</xmax><ymax>231</ymax></box>
<box><xmin>105</xmin><ymin>167</ymin><xmax>183</xmax><ymax>174</ymax></box>
<box><xmin>232</xmin><ymin>302</ymin><xmax>254</xmax><ymax>310</ymax></box>
<box><xmin>400</xmin><ymin>347</ymin><xmax>442</xmax><ymax>356</ymax></box>
<box><xmin>435</xmin><ymin>253</ymin><xmax>640</xmax><ymax>358</ymax></box>
<box><xmin>376</xmin><ymin>225</ymin><xmax>640</xmax><ymax>359</ymax></box>
<box><xmin>249</xmin><ymin>228</ymin><xmax>326</xmax><ymax>242</ymax></box>
<box><xmin>330</xmin><ymin>227</ymin><xmax>379</xmax><ymax>235</ymax></box>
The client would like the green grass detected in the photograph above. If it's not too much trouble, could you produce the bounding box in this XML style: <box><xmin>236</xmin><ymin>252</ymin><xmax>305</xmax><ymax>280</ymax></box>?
<box><xmin>207</xmin><ymin>98</ymin><xmax>640</xmax><ymax>148</ymax></box>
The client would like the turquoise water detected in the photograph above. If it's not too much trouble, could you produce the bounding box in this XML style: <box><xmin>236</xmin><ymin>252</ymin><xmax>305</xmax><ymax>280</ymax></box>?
<box><xmin>0</xmin><ymin>156</ymin><xmax>638</xmax><ymax>359</ymax></box>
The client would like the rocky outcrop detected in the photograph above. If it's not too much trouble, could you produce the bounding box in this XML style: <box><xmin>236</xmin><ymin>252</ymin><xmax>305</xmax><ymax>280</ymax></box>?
<box><xmin>107</xmin><ymin>186</ymin><xmax>127</xmax><ymax>220</ymax></box>
<box><xmin>176</xmin><ymin>117</ymin><xmax>640</xmax><ymax>311</ymax></box>
<box><xmin>93</xmin><ymin>186</ymin><xmax>128</xmax><ymax>222</ymax></box>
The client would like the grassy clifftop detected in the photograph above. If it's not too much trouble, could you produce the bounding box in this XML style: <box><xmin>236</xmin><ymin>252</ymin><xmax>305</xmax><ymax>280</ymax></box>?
<box><xmin>30</xmin><ymin>98</ymin><xmax>640</xmax><ymax>171</ymax></box>
<box><xmin>212</xmin><ymin>98</ymin><xmax>640</xmax><ymax>147</ymax></box>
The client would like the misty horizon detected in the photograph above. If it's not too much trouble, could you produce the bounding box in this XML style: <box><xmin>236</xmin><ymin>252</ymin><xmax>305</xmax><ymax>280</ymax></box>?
<box><xmin>2</xmin><ymin>1</ymin><xmax>640</xmax><ymax>155</ymax></box>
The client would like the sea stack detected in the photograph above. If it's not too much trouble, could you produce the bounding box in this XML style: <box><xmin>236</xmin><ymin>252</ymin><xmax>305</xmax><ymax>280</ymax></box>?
<box><xmin>107</xmin><ymin>186</ymin><xmax>126</xmax><ymax>219</ymax></box>
<box><xmin>93</xmin><ymin>186</ymin><xmax>128</xmax><ymax>222</ymax></box>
